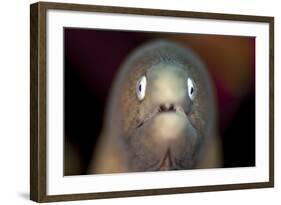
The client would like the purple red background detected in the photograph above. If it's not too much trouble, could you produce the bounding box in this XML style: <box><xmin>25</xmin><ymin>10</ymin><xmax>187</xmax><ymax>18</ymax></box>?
<box><xmin>64</xmin><ymin>28</ymin><xmax>255</xmax><ymax>175</ymax></box>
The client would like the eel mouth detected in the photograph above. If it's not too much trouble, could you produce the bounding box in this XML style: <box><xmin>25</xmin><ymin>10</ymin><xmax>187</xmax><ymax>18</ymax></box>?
<box><xmin>136</xmin><ymin>104</ymin><xmax>187</xmax><ymax>129</ymax></box>
<box><xmin>131</xmin><ymin>104</ymin><xmax>201</xmax><ymax>171</ymax></box>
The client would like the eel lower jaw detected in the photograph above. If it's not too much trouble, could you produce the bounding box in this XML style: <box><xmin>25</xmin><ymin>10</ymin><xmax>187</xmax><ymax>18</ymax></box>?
<box><xmin>155</xmin><ymin>149</ymin><xmax>192</xmax><ymax>171</ymax></box>
<box><xmin>158</xmin><ymin>149</ymin><xmax>173</xmax><ymax>171</ymax></box>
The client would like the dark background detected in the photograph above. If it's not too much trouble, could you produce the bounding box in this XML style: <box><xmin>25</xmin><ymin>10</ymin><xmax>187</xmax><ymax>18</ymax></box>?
<box><xmin>64</xmin><ymin>28</ymin><xmax>255</xmax><ymax>175</ymax></box>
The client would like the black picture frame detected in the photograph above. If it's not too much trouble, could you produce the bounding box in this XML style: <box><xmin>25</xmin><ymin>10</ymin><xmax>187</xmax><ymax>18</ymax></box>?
<box><xmin>30</xmin><ymin>1</ymin><xmax>274</xmax><ymax>202</ymax></box>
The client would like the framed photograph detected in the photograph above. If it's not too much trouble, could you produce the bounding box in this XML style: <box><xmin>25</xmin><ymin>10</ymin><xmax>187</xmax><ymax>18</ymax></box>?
<box><xmin>30</xmin><ymin>1</ymin><xmax>274</xmax><ymax>202</ymax></box>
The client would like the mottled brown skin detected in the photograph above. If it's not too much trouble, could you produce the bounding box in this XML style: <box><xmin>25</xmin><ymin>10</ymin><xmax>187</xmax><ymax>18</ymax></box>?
<box><xmin>89</xmin><ymin>40</ymin><xmax>222</xmax><ymax>174</ymax></box>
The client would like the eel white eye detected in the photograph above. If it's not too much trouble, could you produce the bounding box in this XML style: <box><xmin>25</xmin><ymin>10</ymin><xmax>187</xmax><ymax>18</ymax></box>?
<box><xmin>187</xmin><ymin>78</ymin><xmax>196</xmax><ymax>101</ymax></box>
<box><xmin>136</xmin><ymin>76</ymin><xmax>147</xmax><ymax>101</ymax></box>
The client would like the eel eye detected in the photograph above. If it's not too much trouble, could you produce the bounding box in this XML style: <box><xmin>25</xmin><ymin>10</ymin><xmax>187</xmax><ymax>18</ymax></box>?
<box><xmin>187</xmin><ymin>77</ymin><xmax>196</xmax><ymax>101</ymax></box>
<box><xmin>136</xmin><ymin>76</ymin><xmax>147</xmax><ymax>101</ymax></box>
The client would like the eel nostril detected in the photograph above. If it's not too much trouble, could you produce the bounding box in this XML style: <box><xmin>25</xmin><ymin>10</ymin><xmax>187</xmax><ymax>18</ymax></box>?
<box><xmin>159</xmin><ymin>104</ymin><xmax>166</xmax><ymax>111</ymax></box>
<box><xmin>169</xmin><ymin>105</ymin><xmax>175</xmax><ymax>111</ymax></box>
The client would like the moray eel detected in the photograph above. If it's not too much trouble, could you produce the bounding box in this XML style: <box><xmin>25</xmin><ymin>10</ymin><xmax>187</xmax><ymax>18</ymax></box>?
<box><xmin>89</xmin><ymin>40</ymin><xmax>222</xmax><ymax>173</ymax></box>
